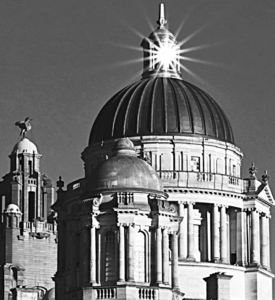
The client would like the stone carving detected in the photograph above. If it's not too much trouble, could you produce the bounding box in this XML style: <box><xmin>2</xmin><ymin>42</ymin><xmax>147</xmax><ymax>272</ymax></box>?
<box><xmin>262</xmin><ymin>170</ymin><xmax>269</xmax><ymax>184</ymax></box>
<box><xmin>12</xmin><ymin>171</ymin><xmax>21</xmax><ymax>183</ymax></box>
<box><xmin>169</xmin><ymin>204</ymin><xmax>178</xmax><ymax>213</ymax></box>
<box><xmin>249</xmin><ymin>163</ymin><xmax>257</xmax><ymax>178</ymax></box>
<box><xmin>92</xmin><ymin>194</ymin><xmax>102</xmax><ymax>207</ymax></box>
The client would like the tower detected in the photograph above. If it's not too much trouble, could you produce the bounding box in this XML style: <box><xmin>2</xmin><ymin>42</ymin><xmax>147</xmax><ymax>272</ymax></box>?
<box><xmin>54</xmin><ymin>4</ymin><xmax>274</xmax><ymax>300</ymax></box>
<box><xmin>0</xmin><ymin>137</ymin><xmax>57</xmax><ymax>300</ymax></box>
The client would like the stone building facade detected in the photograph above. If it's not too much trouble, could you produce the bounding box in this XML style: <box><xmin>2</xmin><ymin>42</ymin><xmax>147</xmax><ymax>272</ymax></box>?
<box><xmin>0</xmin><ymin>138</ymin><xmax>57</xmax><ymax>300</ymax></box>
<box><xmin>53</xmin><ymin>4</ymin><xmax>275</xmax><ymax>300</ymax></box>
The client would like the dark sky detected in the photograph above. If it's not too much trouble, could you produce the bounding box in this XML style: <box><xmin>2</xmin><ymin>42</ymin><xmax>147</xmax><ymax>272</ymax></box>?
<box><xmin>0</xmin><ymin>0</ymin><xmax>275</xmax><ymax>287</ymax></box>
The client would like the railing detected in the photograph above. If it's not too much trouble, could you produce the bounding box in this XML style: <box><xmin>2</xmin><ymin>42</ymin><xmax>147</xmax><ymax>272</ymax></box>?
<box><xmin>159</xmin><ymin>171</ymin><xmax>178</xmax><ymax>180</ymax></box>
<box><xmin>228</xmin><ymin>176</ymin><xmax>239</xmax><ymax>185</ymax></box>
<box><xmin>138</xmin><ymin>288</ymin><xmax>157</xmax><ymax>299</ymax></box>
<box><xmin>94</xmin><ymin>287</ymin><xmax>117</xmax><ymax>299</ymax></box>
<box><xmin>157</xmin><ymin>170</ymin><xmax>243</xmax><ymax>193</ymax></box>
<box><xmin>197</xmin><ymin>172</ymin><xmax>213</xmax><ymax>182</ymax></box>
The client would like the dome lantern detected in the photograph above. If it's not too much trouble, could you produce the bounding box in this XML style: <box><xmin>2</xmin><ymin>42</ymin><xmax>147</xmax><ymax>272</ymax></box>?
<box><xmin>141</xmin><ymin>3</ymin><xmax>182</xmax><ymax>79</ymax></box>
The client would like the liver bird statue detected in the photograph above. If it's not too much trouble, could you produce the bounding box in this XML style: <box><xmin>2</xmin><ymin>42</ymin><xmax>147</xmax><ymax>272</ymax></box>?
<box><xmin>15</xmin><ymin>117</ymin><xmax>32</xmax><ymax>137</ymax></box>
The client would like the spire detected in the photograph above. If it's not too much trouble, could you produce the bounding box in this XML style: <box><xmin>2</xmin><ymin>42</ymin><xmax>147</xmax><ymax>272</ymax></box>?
<box><xmin>157</xmin><ymin>3</ymin><xmax>167</xmax><ymax>29</ymax></box>
<box><xmin>140</xmin><ymin>4</ymin><xmax>181</xmax><ymax>79</ymax></box>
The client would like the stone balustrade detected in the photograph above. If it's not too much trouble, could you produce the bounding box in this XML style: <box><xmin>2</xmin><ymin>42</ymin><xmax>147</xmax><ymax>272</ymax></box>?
<box><xmin>157</xmin><ymin>171</ymin><xmax>243</xmax><ymax>193</ymax></box>
<box><xmin>94</xmin><ymin>287</ymin><xmax>117</xmax><ymax>299</ymax></box>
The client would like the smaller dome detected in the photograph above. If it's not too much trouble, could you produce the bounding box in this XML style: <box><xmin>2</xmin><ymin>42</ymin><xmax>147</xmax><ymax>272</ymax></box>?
<box><xmin>148</xmin><ymin>27</ymin><xmax>176</xmax><ymax>44</ymax></box>
<box><xmin>43</xmin><ymin>288</ymin><xmax>55</xmax><ymax>300</ymax></box>
<box><xmin>4</xmin><ymin>204</ymin><xmax>21</xmax><ymax>214</ymax></box>
<box><xmin>85</xmin><ymin>138</ymin><xmax>163</xmax><ymax>195</ymax></box>
<box><xmin>13</xmin><ymin>138</ymin><xmax>38</xmax><ymax>154</ymax></box>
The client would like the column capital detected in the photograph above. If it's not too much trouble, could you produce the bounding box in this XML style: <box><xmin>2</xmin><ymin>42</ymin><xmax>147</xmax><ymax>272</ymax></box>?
<box><xmin>220</xmin><ymin>204</ymin><xmax>228</xmax><ymax>208</ymax></box>
<box><xmin>181</xmin><ymin>201</ymin><xmax>196</xmax><ymax>205</ymax></box>
<box><xmin>244</xmin><ymin>207</ymin><xmax>260</xmax><ymax>213</ymax></box>
<box><xmin>117</xmin><ymin>223</ymin><xmax>127</xmax><ymax>228</ymax></box>
<box><xmin>213</xmin><ymin>203</ymin><xmax>221</xmax><ymax>207</ymax></box>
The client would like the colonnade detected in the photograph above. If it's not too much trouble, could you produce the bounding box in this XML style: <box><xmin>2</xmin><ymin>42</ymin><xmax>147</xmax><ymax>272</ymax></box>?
<box><xmin>88</xmin><ymin>223</ymin><xmax>179</xmax><ymax>288</ymax></box>
<box><xmin>177</xmin><ymin>202</ymin><xmax>270</xmax><ymax>269</ymax></box>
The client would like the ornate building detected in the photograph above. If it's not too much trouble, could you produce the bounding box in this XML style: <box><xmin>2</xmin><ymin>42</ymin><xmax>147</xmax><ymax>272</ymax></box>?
<box><xmin>53</xmin><ymin>4</ymin><xmax>274</xmax><ymax>300</ymax></box>
<box><xmin>0</xmin><ymin>137</ymin><xmax>57</xmax><ymax>300</ymax></box>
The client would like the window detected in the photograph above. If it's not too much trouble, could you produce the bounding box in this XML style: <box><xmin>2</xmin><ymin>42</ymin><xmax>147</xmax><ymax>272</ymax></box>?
<box><xmin>105</xmin><ymin>231</ymin><xmax>116</xmax><ymax>282</ymax></box>
<box><xmin>1</xmin><ymin>195</ymin><xmax>5</xmax><ymax>223</ymax></box>
<box><xmin>191</xmin><ymin>156</ymin><xmax>200</xmax><ymax>172</ymax></box>
<box><xmin>232</xmin><ymin>165</ymin><xmax>236</xmax><ymax>177</ymax></box>
<box><xmin>28</xmin><ymin>192</ymin><xmax>35</xmax><ymax>222</ymax></box>
<box><xmin>134</xmin><ymin>232</ymin><xmax>145</xmax><ymax>282</ymax></box>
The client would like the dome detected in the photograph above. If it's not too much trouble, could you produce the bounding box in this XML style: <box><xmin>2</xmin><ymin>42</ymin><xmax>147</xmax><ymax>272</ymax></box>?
<box><xmin>148</xmin><ymin>27</ymin><xmax>176</xmax><ymax>44</ymax></box>
<box><xmin>89</xmin><ymin>77</ymin><xmax>234</xmax><ymax>144</ymax></box>
<box><xmin>13</xmin><ymin>138</ymin><xmax>38</xmax><ymax>154</ymax></box>
<box><xmin>4</xmin><ymin>204</ymin><xmax>21</xmax><ymax>214</ymax></box>
<box><xmin>43</xmin><ymin>288</ymin><xmax>55</xmax><ymax>300</ymax></box>
<box><xmin>86</xmin><ymin>138</ymin><xmax>163</xmax><ymax>195</ymax></box>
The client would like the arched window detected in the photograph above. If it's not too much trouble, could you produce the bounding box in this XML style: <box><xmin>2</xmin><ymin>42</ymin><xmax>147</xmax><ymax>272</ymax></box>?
<box><xmin>105</xmin><ymin>231</ymin><xmax>116</xmax><ymax>282</ymax></box>
<box><xmin>11</xmin><ymin>267</ymin><xmax>18</xmax><ymax>288</ymax></box>
<box><xmin>134</xmin><ymin>231</ymin><xmax>145</xmax><ymax>282</ymax></box>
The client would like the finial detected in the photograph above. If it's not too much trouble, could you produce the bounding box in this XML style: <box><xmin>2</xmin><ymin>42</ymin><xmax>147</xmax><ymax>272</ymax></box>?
<box><xmin>157</xmin><ymin>3</ymin><xmax>167</xmax><ymax>29</ymax></box>
<box><xmin>262</xmin><ymin>170</ymin><xmax>270</xmax><ymax>184</ymax></box>
<box><xmin>249</xmin><ymin>162</ymin><xmax>257</xmax><ymax>178</ymax></box>
<box><xmin>56</xmin><ymin>176</ymin><xmax>64</xmax><ymax>190</ymax></box>
<box><xmin>15</xmin><ymin>117</ymin><xmax>32</xmax><ymax>138</ymax></box>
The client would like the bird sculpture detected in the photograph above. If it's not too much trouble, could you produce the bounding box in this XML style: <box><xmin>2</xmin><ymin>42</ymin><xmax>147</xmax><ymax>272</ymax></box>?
<box><xmin>15</xmin><ymin>117</ymin><xmax>32</xmax><ymax>137</ymax></box>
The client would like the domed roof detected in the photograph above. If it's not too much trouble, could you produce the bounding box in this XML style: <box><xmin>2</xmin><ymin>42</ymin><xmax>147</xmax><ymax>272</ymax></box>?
<box><xmin>43</xmin><ymin>288</ymin><xmax>55</xmax><ymax>300</ymax></box>
<box><xmin>86</xmin><ymin>138</ymin><xmax>163</xmax><ymax>195</ymax></box>
<box><xmin>4</xmin><ymin>204</ymin><xmax>21</xmax><ymax>214</ymax></box>
<box><xmin>13</xmin><ymin>138</ymin><xmax>38</xmax><ymax>154</ymax></box>
<box><xmin>89</xmin><ymin>77</ymin><xmax>234</xmax><ymax>144</ymax></box>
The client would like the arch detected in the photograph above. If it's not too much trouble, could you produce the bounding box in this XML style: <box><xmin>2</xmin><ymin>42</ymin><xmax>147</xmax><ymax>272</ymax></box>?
<box><xmin>11</xmin><ymin>267</ymin><xmax>18</xmax><ymax>288</ymax></box>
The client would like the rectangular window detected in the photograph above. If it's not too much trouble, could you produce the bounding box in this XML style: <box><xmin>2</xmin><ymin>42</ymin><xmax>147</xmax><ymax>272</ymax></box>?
<box><xmin>191</xmin><ymin>156</ymin><xmax>200</xmax><ymax>172</ymax></box>
<box><xmin>232</xmin><ymin>165</ymin><xmax>236</xmax><ymax>176</ymax></box>
<box><xmin>28</xmin><ymin>192</ymin><xmax>35</xmax><ymax>222</ymax></box>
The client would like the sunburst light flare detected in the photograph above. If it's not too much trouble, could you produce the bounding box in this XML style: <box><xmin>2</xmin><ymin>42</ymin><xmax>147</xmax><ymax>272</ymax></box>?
<box><xmin>107</xmin><ymin>3</ymin><xmax>217</xmax><ymax>83</ymax></box>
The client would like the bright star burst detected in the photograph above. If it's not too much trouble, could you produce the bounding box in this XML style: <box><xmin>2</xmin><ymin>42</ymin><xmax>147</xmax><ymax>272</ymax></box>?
<box><xmin>107</xmin><ymin>20</ymin><xmax>225</xmax><ymax>84</ymax></box>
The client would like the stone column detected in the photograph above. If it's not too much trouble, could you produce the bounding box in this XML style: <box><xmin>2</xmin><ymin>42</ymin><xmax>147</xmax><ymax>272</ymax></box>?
<box><xmin>220</xmin><ymin>205</ymin><xmax>228</xmax><ymax>263</ymax></box>
<box><xmin>251</xmin><ymin>209</ymin><xmax>260</xmax><ymax>265</ymax></box>
<box><xmin>128</xmin><ymin>224</ymin><xmax>135</xmax><ymax>282</ymax></box>
<box><xmin>118</xmin><ymin>224</ymin><xmax>125</xmax><ymax>282</ymax></box>
<box><xmin>90</xmin><ymin>226</ymin><xmax>96</xmax><ymax>283</ymax></box>
<box><xmin>212</xmin><ymin>204</ymin><xmax>220</xmax><ymax>262</ymax></box>
<box><xmin>162</xmin><ymin>228</ymin><xmax>169</xmax><ymax>285</ymax></box>
<box><xmin>156</xmin><ymin>227</ymin><xmax>163</xmax><ymax>284</ymax></box>
<box><xmin>97</xmin><ymin>229</ymin><xmax>101</xmax><ymax>284</ymax></box>
<box><xmin>260</xmin><ymin>214</ymin><xmax>269</xmax><ymax>269</ymax></box>
<box><xmin>171</xmin><ymin>233</ymin><xmax>179</xmax><ymax>289</ymax></box>
<box><xmin>178</xmin><ymin>202</ymin><xmax>186</xmax><ymax>260</ymax></box>
<box><xmin>266</xmin><ymin>216</ymin><xmax>270</xmax><ymax>269</ymax></box>
<box><xmin>236</xmin><ymin>209</ymin><xmax>247</xmax><ymax>266</ymax></box>
<box><xmin>187</xmin><ymin>202</ymin><xmax>195</xmax><ymax>261</ymax></box>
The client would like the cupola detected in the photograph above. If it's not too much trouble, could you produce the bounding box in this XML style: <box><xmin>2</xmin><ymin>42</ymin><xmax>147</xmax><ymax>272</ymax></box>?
<box><xmin>85</xmin><ymin>138</ymin><xmax>164</xmax><ymax>196</ymax></box>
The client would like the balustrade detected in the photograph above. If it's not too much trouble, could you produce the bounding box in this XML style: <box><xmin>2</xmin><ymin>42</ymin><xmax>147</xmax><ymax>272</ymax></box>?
<box><xmin>95</xmin><ymin>287</ymin><xmax>117</xmax><ymax>299</ymax></box>
<box><xmin>138</xmin><ymin>288</ymin><xmax>156</xmax><ymax>299</ymax></box>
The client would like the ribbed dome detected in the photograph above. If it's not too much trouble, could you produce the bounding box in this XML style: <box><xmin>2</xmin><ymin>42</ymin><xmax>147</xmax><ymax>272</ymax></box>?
<box><xmin>86</xmin><ymin>138</ymin><xmax>163</xmax><ymax>195</ymax></box>
<box><xmin>89</xmin><ymin>78</ymin><xmax>234</xmax><ymax>144</ymax></box>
